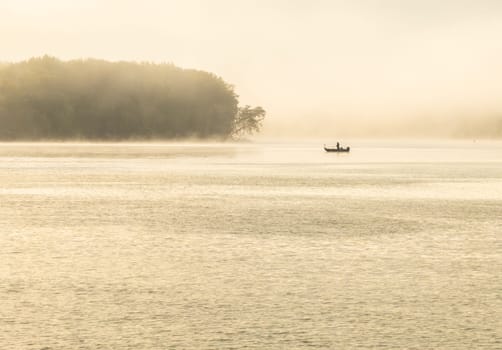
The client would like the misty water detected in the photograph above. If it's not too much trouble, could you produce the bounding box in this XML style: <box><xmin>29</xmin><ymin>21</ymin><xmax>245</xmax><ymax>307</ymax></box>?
<box><xmin>1</xmin><ymin>141</ymin><xmax>501</xmax><ymax>349</ymax></box>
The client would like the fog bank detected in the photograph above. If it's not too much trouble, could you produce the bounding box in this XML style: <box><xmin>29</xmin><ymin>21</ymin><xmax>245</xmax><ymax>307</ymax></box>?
<box><xmin>2</xmin><ymin>1</ymin><xmax>502</xmax><ymax>138</ymax></box>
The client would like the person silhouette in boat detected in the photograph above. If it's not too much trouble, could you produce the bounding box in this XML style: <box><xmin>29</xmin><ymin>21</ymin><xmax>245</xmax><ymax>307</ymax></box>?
<box><xmin>336</xmin><ymin>142</ymin><xmax>340</xmax><ymax>150</ymax></box>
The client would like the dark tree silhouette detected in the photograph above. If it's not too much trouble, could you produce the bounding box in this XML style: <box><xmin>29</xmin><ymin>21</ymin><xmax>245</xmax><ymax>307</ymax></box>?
<box><xmin>232</xmin><ymin>105</ymin><xmax>266</xmax><ymax>137</ymax></box>
<box><xmin>0</xmin><ymin>56</ymin><xmax>265</xmax><ymax>140</ymax></box>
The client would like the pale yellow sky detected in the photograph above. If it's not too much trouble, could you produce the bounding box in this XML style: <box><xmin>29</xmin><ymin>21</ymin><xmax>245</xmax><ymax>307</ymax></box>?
<box><xmin>1</xmin><ymin>0</ymin><xmax>502</xmax><ymax>137</ymax></box>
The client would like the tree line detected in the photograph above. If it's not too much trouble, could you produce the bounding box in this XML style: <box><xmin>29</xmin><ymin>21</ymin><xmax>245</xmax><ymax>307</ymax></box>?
<box><xmin>0</xmin><ymin>56</ymin><xmax>265</xmax><ymax>140</ymax></box>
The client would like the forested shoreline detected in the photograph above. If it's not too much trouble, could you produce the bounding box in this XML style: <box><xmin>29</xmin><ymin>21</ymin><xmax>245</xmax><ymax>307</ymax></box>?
<box><xmin>0</xmin><ymin>56</ymin><xmax>265</xmax><ymax>140</ymax></box>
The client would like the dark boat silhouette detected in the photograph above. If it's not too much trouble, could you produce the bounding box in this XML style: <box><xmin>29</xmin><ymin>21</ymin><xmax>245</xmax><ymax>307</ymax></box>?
<box><xmin>324</xmin><ymin>144</ymin><xmax>350</xmax><ymax>152</ymax></box>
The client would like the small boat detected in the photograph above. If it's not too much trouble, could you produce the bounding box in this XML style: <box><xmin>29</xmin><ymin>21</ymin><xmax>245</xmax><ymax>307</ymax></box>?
<box><xmin>324</xmin><ymin>144</ymin><xmax>350</xmax><ymax>152</ymax></box>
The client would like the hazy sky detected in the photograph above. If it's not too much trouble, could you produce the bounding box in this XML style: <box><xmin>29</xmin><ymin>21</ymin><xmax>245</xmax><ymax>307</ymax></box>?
<box><xmin>2</xmin><ymin>0</ymin><xmax>502</xmax><ymax>137</ymax></box>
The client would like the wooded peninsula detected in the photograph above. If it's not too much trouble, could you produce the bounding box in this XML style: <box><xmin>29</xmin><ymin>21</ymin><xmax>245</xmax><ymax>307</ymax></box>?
<box><xmin>0</xmin><ymin>56</ymin><xmax>265</xmax><ymax>140</ymax></box>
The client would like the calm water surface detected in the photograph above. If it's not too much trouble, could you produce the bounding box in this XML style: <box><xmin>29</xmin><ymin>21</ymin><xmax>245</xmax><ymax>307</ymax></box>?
<box><xmin>1</xmin><ymin>141</ymin><xmax>501</xmax><ymax>349</ymax></box>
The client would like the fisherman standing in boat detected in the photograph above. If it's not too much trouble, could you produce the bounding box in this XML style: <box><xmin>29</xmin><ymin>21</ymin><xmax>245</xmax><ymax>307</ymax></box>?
<box><xmin>336</xmin><ymin>142</ymin><xmax>340</xmax><ymax>150</ymax></box>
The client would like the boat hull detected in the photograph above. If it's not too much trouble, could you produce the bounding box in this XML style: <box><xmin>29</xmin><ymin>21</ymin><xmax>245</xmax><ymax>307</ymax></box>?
<box><xmin>324</xmin><ymin>147</ymin><xmax>350</xmax><ymax>152</ymax></box>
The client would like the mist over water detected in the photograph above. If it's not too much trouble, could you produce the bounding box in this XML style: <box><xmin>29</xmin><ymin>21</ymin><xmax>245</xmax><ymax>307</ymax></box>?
<box><xmin>1</xmin><ymin>141</ymin><xmax>501</xmax><ymax>349</ymax></box>
<box><xmin>3</xmin><ymin>1</ymin><xmax>502</xmax><ymax>139</ymax></box>
<box><xmin>2</xmin><ymin>1</ymin><xmax>502</xmax><ymax>348</ymax></box>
